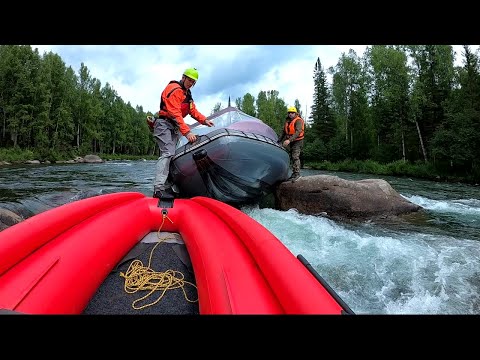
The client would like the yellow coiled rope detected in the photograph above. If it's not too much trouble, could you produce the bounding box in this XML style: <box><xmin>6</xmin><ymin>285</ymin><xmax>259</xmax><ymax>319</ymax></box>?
<box><xmin>119</xmin><ymin>211</ymin><xmax>198</xmax><ymax>310</ymax></box>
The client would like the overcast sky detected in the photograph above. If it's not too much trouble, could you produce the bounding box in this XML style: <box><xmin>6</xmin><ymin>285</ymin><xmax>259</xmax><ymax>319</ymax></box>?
<box><xmin>32</xmin><ymin>45</ymin><xmax>470</xmax><ymax>123</ymax></box>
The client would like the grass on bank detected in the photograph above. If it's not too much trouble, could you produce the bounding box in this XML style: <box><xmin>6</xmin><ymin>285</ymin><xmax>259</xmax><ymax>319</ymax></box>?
<box><xmin>0</xmin><ymin>148</ymin><xmax>157</xmax><ymax>163</ymax></box>
<box><xmin>306</xmin><ymin>159</ymin><xmax>478</xmax><ymax>185</ymax></box>
<box><xmin>1</xmin><ymin>148</ymin><xmax>477</xmax><ymax>185</ymax></box>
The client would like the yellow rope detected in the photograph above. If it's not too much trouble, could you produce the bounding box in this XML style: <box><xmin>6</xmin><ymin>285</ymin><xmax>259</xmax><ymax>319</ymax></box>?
<box><xmin>119</xmin><ymin>211</ymin><xmax>198</xmax><ymax>310</ymax></box>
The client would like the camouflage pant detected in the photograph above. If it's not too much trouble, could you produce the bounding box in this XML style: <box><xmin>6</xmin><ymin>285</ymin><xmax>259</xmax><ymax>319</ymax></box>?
<box><xmin>289</xmin><ymin>139</ymin><xmax>304</xmax><ymax>176</ymax></box>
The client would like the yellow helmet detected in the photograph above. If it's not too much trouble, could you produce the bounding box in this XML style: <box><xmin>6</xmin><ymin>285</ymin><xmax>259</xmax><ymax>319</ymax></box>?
<box><xmin>183</xmin><ymin>68</ymin><xmax>199</xmax><ymax>81</ymax></box>
<box><xmin>287</xmin><ymin>106</ymin><xmax>297</xmax><ymax>113</ymax></box>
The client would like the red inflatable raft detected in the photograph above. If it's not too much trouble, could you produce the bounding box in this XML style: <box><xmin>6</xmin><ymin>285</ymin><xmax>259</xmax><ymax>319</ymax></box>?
<box><xmin>0</xmin><ymin>192</ymin><xmax>353</xmax><ymax>315</ymax></box>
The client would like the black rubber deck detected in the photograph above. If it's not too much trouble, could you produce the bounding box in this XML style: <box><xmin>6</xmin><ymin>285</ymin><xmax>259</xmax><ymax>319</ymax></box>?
<box><xmin>83</xmin><ymin>233</ymin><xmax>199</xmax><ymax>315</ymax></box>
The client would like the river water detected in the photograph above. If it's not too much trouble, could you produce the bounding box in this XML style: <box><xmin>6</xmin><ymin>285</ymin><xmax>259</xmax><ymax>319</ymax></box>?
<box><xmin>1</xmin><ymin>161</ymin><xmax>479</xmax><ymax>315</ymax></box>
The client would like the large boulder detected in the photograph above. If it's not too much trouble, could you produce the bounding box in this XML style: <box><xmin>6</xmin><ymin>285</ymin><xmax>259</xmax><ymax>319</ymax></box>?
<box><xmin>274</xmin><ymin>174</ymin><xmax>422</xmax><ymax>221</ymax></box>
<box><xmin>83</xmin><ymin>154</ymin><xmax>104</xmax><ymax>163</ymax></box>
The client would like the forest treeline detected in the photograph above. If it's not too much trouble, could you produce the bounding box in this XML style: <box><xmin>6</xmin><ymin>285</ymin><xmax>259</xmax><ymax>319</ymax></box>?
<box><xmin>1</xmin><ymin>45</ymin><xmax>479</xmax><ymax>183</ymax></box>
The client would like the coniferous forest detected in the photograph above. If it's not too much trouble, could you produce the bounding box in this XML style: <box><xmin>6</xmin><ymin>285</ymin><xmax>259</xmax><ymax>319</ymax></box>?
<box><xmin>1</xmin><ymin>45</ymin><xmax>479</xmax><ymax>183</ymax></box>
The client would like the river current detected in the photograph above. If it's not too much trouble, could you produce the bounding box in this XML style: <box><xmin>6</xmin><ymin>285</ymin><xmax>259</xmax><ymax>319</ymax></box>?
<box><xmin>1</xmin><ymin>161</ymin><xmax>479</xmax><ymax>314</ymax></box>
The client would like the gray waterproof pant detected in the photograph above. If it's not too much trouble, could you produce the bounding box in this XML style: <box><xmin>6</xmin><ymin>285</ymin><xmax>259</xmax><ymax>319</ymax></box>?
<box><xmin>153</xmin><ymin>119</ymin><xmax>181</xmax><ymax>191</ymax></box>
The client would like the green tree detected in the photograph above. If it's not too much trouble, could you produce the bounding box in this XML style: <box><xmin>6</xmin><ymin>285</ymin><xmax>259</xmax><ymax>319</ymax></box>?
<box><xmin>367</xmin><ymin>45</ymin><xmax>411</xmax><ymax>163</ymax></box>
<box><xmin>236</xmin><ymin>93</ymin><xmax>256</xmax><ymax>116</ymax></box>
<box><xmin>256</xmin><ymin>90</ymin><xmax>286</xmax><ymax>134</ymax></box>
<box><xmin>406</xmin><ymin>45</ymin><xmax>455</xmax><ymax>163</ymax></box>
<box><xmin>431</xmin><ymin>45</ymin><xmax>480</xmax><ymax>177</ymax></box>
<box><xmin>330</xmin><ymin>49</ymin><xmax>371</xmax><ymax>159</ymax></box>
<box><xmin>211</xmin><ymin>102</ymin><xmax>222</xmax><ymax>114</ymax></box>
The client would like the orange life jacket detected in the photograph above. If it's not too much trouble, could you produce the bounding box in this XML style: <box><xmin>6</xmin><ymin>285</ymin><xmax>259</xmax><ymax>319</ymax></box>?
<box><xmin>156</xmin><ymin>80</ymin><xmax>206</xmax><ymax>135</ymax></box>
<box><xmin>159</xmin><ymin>81</ymin><xmax>192</xmax><ymax>118</ymax></box>
<box><xmin>284</xmin><ymin>116</ymin><xmax>305</xmax><ymax>141</ymax></box>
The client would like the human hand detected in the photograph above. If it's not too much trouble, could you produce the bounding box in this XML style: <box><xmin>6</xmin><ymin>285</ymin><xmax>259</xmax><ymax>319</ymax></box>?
<box><xmin>283</xmin><ymin>139</ymin><xmax>290</xmax><ymax>147</ymax></box>
<box><xmin>204</xmin><ymin>119</ymin><xmax>214</xmax><ymax>127</ymax></box>
<box><xmin>186</xmin><ymin>133</ymin><xmax>197</xmax><ymax>143</ymax></box>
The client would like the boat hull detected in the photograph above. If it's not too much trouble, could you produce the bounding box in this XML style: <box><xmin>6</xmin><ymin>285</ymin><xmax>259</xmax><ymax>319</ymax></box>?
<box><xmin>0</xmin><ymin>192</ymin><xmax>351</xmax><ymax>315</ymax></box>
<box><xmin>171</xmin><ymin>128</ymin><xmax>290</xmax><ymax>204</ymax></box>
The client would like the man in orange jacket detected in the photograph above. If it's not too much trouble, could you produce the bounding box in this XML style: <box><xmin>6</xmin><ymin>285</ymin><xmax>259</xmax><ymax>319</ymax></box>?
<box><xmin>278</xmin><ymin>106</ymin><xmax>305</xmax><ymax>182</ymax></box>
<box><xmin>152</xmin><ymin>68</ymin><xmax>214</xmax><ymax>199</ymax></box>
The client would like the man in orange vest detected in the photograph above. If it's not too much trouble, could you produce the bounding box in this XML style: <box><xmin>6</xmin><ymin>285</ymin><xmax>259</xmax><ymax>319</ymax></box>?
<box><xmin>278</xmin><ymin>106</ymin><xmax>305</xmax><ymax>182</ymax></box>
<box><xmin>151</xmin><ymin>68</ymin><xmax>214</xmax><ymax>199</ymax></box>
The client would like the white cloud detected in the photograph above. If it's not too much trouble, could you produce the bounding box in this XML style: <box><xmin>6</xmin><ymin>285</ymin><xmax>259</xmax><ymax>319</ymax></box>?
<box><xmin>31</xmin><ymin>45</ymin><xmax>473</xmax><ymax>124</ymax></box>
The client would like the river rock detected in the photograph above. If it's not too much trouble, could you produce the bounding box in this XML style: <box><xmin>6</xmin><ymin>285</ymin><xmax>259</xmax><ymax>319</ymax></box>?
<box><xmin>83</xmin><ymin>154</ymin><xmax>104</xmax><ymax>163</ymax></box>
<box><xmin>0</xmin><ymin>208</ymin><xmax>23</xmax><ymax>231</ymax></box>
<box><xmin>274</xmin><ymin>174</ymin><xmax>422</xmax><ymax>221</ymax></box>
